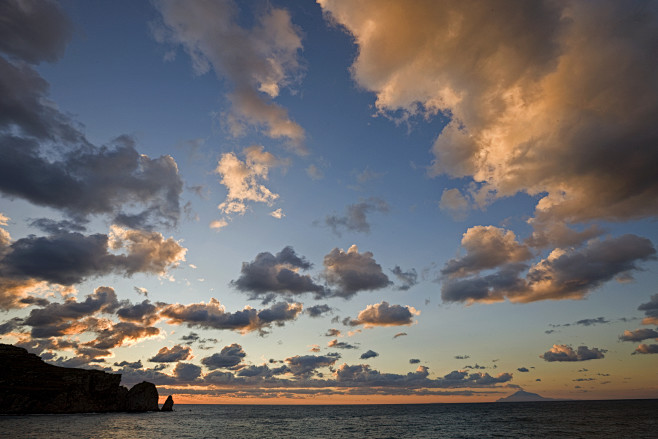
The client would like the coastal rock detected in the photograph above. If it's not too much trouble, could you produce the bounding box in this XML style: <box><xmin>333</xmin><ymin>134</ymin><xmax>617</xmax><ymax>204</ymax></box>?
<box><xmin>126</xmin><ymin>381</ymin><xmax>159</xmax><ymax>412</ymax></box>
<box><xmin>0</xmin><ymin>343</ymin><xmax>161</xmax><ymax>414</ymax></box>
<box><xmin>161</xmin><ymin>395</ymin><xmax>174</xmax><ymax>411</ymax></box>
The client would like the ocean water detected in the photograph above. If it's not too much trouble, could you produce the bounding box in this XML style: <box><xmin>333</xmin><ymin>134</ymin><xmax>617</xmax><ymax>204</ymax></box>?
<box><xmin>2</xmin><ymin>399</ymin><xmax>657</xmax><ymax>438</ymax></box>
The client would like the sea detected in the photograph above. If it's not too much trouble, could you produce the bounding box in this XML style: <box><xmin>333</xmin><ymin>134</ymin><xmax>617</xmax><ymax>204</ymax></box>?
<box><xmin>2</xmin><ymin>399</ymin><xmax>657</xmax><ymax>438</ymax></box>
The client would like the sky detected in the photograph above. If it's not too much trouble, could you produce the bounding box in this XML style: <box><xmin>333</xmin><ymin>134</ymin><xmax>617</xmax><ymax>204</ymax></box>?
<box><xmin>1</xmin><ymin>0</ymin><xmax>657</xmax><ymax>404</ymax></box>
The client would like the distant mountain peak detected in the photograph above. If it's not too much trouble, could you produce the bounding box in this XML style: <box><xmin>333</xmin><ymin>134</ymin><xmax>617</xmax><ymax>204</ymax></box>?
<box><xmin>496</xmin><ymin>389</ymin><xmax>555</xmax><ymax>402</ymax></box>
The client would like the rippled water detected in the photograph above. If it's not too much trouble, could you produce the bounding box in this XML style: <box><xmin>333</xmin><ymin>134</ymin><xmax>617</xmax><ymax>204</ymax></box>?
<box><xmin>2</xmin><ymin>399</ymin><xmax>657</xmax><ymax>438</ymax></box>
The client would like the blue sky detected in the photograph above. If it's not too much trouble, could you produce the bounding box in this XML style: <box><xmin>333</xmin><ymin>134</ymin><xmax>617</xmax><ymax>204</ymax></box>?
<box><xmin>1</xmin><ymin>0</ymin><xmax>657</xmax><ymax>403</ymax></box>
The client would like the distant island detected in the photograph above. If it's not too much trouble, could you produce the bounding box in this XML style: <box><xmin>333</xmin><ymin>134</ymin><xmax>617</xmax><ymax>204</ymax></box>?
<box><xmin>496</xmin><ymin>389</ymin><xmax>558</xmax><ymax>402</ymax></box>
<box><xmin>0</xmin><ymin>343</ymin><xmax>173</xmax><ymax>414</ymax></box>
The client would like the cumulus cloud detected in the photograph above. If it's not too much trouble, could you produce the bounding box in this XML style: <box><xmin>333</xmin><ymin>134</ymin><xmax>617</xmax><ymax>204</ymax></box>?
<box><xmin>201</xmin><ymin>343</ymin><xmax>246</xmax><ymax>370</ymax></box>
<box><xmin>285</xmin><ymin>354</ymin><xmax>339</xmax><ymax>377</ymax></box>
<box><xmin>540</xmin><ymin>345</ymin><xmax>606</xmax><ymax>362</ymax></box>
<box><xmin>638</xmin><ymin>294</ymin><xmax>658</xmax><ymax>325</ymax></box>
<box><xmin>409</xmin><ymin>359</ymin><xmax>420</xmax><ymax>364</ymax></box>
<box><xmin>319</xmin><ymin>0</ymin><xmax>658</xmax><ymax>229</ymax></box>
<box><xmin>116</xmin><ymin>300</ymin><xmax>160</xmax><ymax>326</ymax></box>
<box><xmin>439</xmin><ymin>188</ymin><xmax>470</xmax><ymax>220</ymax></box>
<box><xmin>360</xmin><ymin>350</ymin><xmax>378</xmax><ymax>360</ymax></box>
<box><xmin>347</xmin><ymin>301</ymin><xmax>419</xmax><ymax>328</ymax></box>
<box><xmin>634</xmin><ymin>344</ymin><xmax>658</xmax><ymax>354</ymax></box>
<box><xmin>324</xmin><ymin>198</ymin><xmax>389</xmax><ymax>236</ymax></box>
<box><xmin>154</xmin><ymin>0</ymin><xmax>305</xmax><ymax>150</ymax></box>
<box><xmin>306</xmin><ymin>304</ymin><xmax>332</xmax><ymax>318</ymax></box>
<box><xmin>0</xmin><ymin>226</ymin><xmax>186</xmax><ymax>308</ymax></box>
<box><xmin>441</xmin><ymin>235</ymin><xmax>656</xmax><ymax>303</ymax></box>
<box><xmin>173</xmin><ymin>362</ymin><xmax>203</xmax><ymax>381</ymax></box>
<box><xmin>325</xmin><ymin>328</ymin><xmax>341</xmax><ymax>337</ymax></box>
<box><xmin>231</xmin><ymin>246</ymin><xmax>326</xmax><ymax>302</ymax></box>
<box><xmin>442</xmin><ymin>226</ymin><xmax>532</xmax><ymax>278</ymax></box>
<box><xmin>148</xmin><ymin>345</ymin><xmax>193</xmax><ymax>363</ymax></box>
<box><xmin>390</xmin><ymin>266</ymin><xmax>418</xmax><ymax>291</ymax></box>
<box><xmin>517</xmin><ymin>367</ymin><xmax>530</xmax><ymax>373</ymax></box>
<box><xmin>322</xmin><ymin>245</ymin><xmax>391</xmax><ymax>298</ymax></box>
<box><xmin>159</xmin><ymin>298</ymin><xmax>303</xmax><ymax>334</ymax></box>
<box><xmin>618</xmin><ymin>328</ymin><xmax>658</xmax><ymax>342</ymax></box>
<box><xmin>214</xmin><ymin>146</ymin><xmax>287</xmax><ymax>220</ymax></box>
<box><xmin>328</xmin><ymin>339</ymin><xmax>358</xmax><ymax>350</ymax></box>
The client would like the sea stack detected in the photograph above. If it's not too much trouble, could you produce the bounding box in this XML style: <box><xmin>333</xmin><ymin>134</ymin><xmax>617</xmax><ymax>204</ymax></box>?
<box><xmin>0</xmin><ymin>343</ymin><xmax>161</xmax><ymax>414</ymax></box>
<box><xmin>161</xmin><ymin>395</ymin><xmax>174</xmax><ymax>411</ymax></box>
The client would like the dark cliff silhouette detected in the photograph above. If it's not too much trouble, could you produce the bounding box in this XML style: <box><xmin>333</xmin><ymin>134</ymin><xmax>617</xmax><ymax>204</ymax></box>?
<box><xmin>0</xmin><ymin>343</ymin><xmax>173</xmax><ymax>414</ymax></box>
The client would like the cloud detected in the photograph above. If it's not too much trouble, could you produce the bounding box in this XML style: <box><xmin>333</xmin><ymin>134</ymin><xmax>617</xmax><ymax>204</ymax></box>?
<box><xmin>619</xmin><ymin>328</ymin><xmax>658</xmax><ymax>342</ymax></box>
<box><xmin>319</xmin><ymin>0</ymin><xmax>658</xmax><ymax>229</ymax></box>
<box><xmin>634</xmin><ymin>344</ymin><xmax>658</xmax><ymax>354</ymax></box>
<box><xmin>347</xmin><ymin>301</ymin><xmax>420</xmax><ymax>327</ymax></box>
<box><xmin>360</xmin><ymin>350</ymin><xmax>378</xmax><ymax>360</ymax></box>
<box><xmin>285</xmin><ymin>354</ymin><xmax>340</xmax><ymax>377</ymax></box>
<box><xmin>159</xmin><ymin>298</ymin><xmax>302</xmax><ymax>334</ymax></box>
<box><xmin>0</xmin><ymin>0</ymin><xmax>72</xmax><ymax>63</ymax></box>
<box><xmin>325</xmin><ymin>328</ymin><xmax>341</xmax><ymax>337</ymax></box>
<box><xmin>154</xmin><ymin>0</ymin><xmax>305</xmax><ymax>150</ymax></box>
<box><xmin>270</xmin><ymin>208</ymin><xmax>284</xmax><ymax>219</ymax></box>
<box><xmin>409</xmin><ymin>359</ymin><xmax>420</xmax><ymax>364</ymax></box>
<box><xmin>306</xmin><ymin>304</ymin><xmax>332</xmax><ymax>318</ymax></box>
<box><xmin>442</xmin><ymin>226</ymin><xmax>532</xmax><ymax>278</ymax></box>
<box><xmin>441</xmin><ymin>235</ymin><xmax>656</xmax><ymax>303</ymax></box>
<box><xmin>306</xmin><ymin>164</ymin><xmax>324</xmax><ymax>180</ymax></box>
<box><xmin>324</xmin><ymin>198</ymin><xmax>389</xmax><ymax>236</ymax></box>
<box><xmin>173</xmin><ymin>362</ymin><xmax>202</xmax><ymax>381</ymax></box>
<box><xmin>215</xmin><ymin>146</ymin><xmax>286</xmax><ymax>219</ymax></box>
<box><xmin>390</xmin><ymin>266</ymin><xmax>418</xmax><ymax>291</ymax></box>
<box><xmin>21</xmin><ymin>287</ymin><xmax>119</xmax><ymax>337</ymax></box>
<box><xmin>148</xmin><ymin>345</ymin><xmax>193</xmax><ymax>363</ymax></box>
<box><xmin>638</xmin><ymin>294</ymin><xmax>658</xmax><ymax>325</ymax></box>
<box><xmin>454</xmin><ymin>355</ymin><xmax>470</xmax><ymax>360</ymax></box>
<box><xmin>0</xmin><ymin>227</ymin><xmax>186</xmax><ymax>298</ymax></box>
<box><xmin>114</xmin><ymin>360</ymin><xmax>143</xmax><ymax>369</ymax></box>
<box><xmin>517</xmin><ymin>367</ymin><xmax>530</xmax><ymax>373</ymax></box>
<box><xmin>231</xmin><ymin>246</ymin><xmax>326</xmax><ymax>302</ymax></box>
<box><xmin>393</xmin><ymin>332</ymin><xmax>407</xmax><ymax>339</ymax></box>
<box><xmin>549</xmin><ymin>317</ymin><xmax>611</xmax><ymax>328</ymax></box>
<box><xmin>328</xmin><ymin>339</ymin><xmax>358</xmax><ymax>350</ymax></box>
<box><xmin>439</xmin><ymin>188</ymin><xmax>470</xmax><ymax>220</ymax></box>
<box><xmin>0</xmin><ymin>135</ymin><xmax>183</xmax><ymax>229</ymax></box>
<box><xmin>201</xmin><ymin>343</ymin><xmax>246</xmax><ymax>370</ymax></box>
<box><xmin>540</xmin><ymin>345</ymin><xmax>606</xmax><ymax>362</ymax></box>
<box><xmin>322</xmin><ymin>245</ymin><xmax>391</xmax><ymax>298</ymax></box>
<box><xmin>116</xmin><ymin>300</ymin><xmax>160</xmax><ymax>326</ymax></box>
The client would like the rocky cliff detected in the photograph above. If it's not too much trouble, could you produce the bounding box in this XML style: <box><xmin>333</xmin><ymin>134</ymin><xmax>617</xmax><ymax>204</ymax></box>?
<box><xmin>0</xmin><ymin>343</ymin><xmax>164</xmax><ymax>414</ymax></box>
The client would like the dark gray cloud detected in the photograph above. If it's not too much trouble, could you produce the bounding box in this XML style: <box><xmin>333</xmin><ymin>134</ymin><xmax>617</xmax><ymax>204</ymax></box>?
<box><xmin>86</xmin><ymin>321</ymin><xmax>160</xmax><ymax>351</ymax></box>
<box><xmin>173</xmin><ymin>362</ymin><xmax>203</xmax><ymax>381</ymax></box>
<box><xmin>638</xmin><ymin>294</ymin><xmax>658</xmax><ymax>325</ymax></box>
<box><xmin>148</xmin><ymin>345</ymin><xmax>192</xmax><ymax>363</ymax></box>
<box><xmin>442</xmin><ymin>235</ymin><xmax>656</xmax><ymax>303</ymax></box>
<box><xmin>325</xmin><ymin>328</ymin><xmax>341</xmax><ymax>337</ymax></box>
<box><xmin>306</xmin><ymin>304</ymin><xmax>332</xmax><ymax>318</ymax></box>
<box><xmin>22</xmin><ymin>287</ymin><xmax>119</xmax><ymax>337</ymax></box>
<box><xmin>0</xmin><ymin>135</ymin><xmax>183</xmax><ymax>229</ymax></box>
<box><xmin>540</xmin><ymin>345</ymin><xmax>606</xmax><ymax>362</ymax></box>
<box><xmin>409</xmin><ymin>358</ymin><xmax>420</xmax><ymax>364</ymax></box>
<box><xmin>517</xmin><ymin>367</ymin><xmax>530</xmax><ymax>373</ymax></box>
<box><xmin>323</xmin><ymin>245</ymin><xmax>391</xmax><ymax>299</ymax></box>
<box><xmin>0</xmin><ymin>2</ymin><xmax>183</xmax><ymax>230</ymax></box>
<box><xmin>549</xmin><ymin>317</ymin><xmax>611</xmax><ymax>329</ymax></box>
<box><xmin>116</xmin><ymin>300</ymin><xmax>161</xmax><ymax>326</ymax></box>
<box><xmin>114</xmin><ymin>360</ymin><xmax>143</xmax><ymax>369</ymax></box>
<box><xmin>393</xmin><ymin>332</ymin><xmax>407</xmax><ymax>339</ymax></box>
<box><xmin>0</xmin><ymin>228</ymin><xmax>186</xmax><ymax>289</ymax></box>
<box><xmin>391</xmin><ymin>266</ymin><xmax>418</xmax><ymax>291</ymax></box>
<box><xmin>618</xmin><ymin>328</ymin><xmax>658</xmax><ymax>342</ymax></box>
<box><xmin>285</xmin><ymin>354</ymin><xmax>340</xmax><ymax>377</ymax></box>
<box><xmin>347</xmin><ymin>301</ymin><xmax>419</xmax><ymax>327</ymax></box>
<box><xmin>324</xmin><ymin>198</ymin><xmax>389</xmax><ymax>236</ymax></box>
<box><xmin>160</xmin><ymin>299</ymin><xmax>303</xmax><ymax>334</ymax></box>
<box><xmin>328</xmin><ymin>339</ymin><xmax>358</xmax><ymax>350</ymax></box>
<box><xmin>454</xmin><ymin>355</ymin><xmax>470</xmax><ymax>360</ymax></box>
<box><xmin>29</xmin><ymin>218</ymin><xmax>86</xmax><ymax>234</ymax></box>
<box><xmin>634</xmin><ymin>344</ymin><xmax>658</xmax><ymax>354</ymax></box>
<box><xmin>231</xmin><ymin>246</ymin><xmax>326</xmax><ymax>302</ymax></box>
<box><xmin>201</xmin><ymin>344</ymin><xmax>246</xmax><ymax>370</ymax></box>
<box><xmin>0</xmin><ymin>0</ymin><xmax>72</xmax><ymax>64</ymax></box>
<box><xmin>360</xmin><ymin>350</ymin><xmax>378</xmax><ymax>360</ymax></box>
